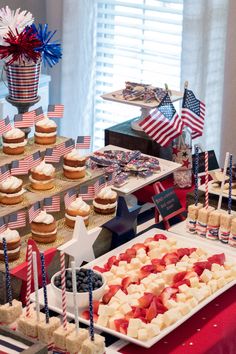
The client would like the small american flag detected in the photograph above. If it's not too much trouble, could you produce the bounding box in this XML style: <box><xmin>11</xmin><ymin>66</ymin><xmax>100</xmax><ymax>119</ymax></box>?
<box><xmin>0</xmin><ymin>116</ymin><xmax>12</xmax><ymax>135</ymax></box>
<box><xmin>0</xmin><ymin>165</ymin><xmax>10</xmax><ymax>182</ymax></box>
<box><xmin>28</xmin><ymin>151</ymin><xmax>41</xmax><ymax>169</ymax></box>
<box><xmin>34</xmin><ymin>106</ymin><xmax>45</xmax><ymax>122</ymax></box>
<box><xmin>0</xmin><ymin>217</ymin><xmax>6</xmax><ymax>234</ymax></box>
<box><xmin>139</xmin><ymin>93</ymin><xmax>183</xmax><ymax>147</ymax></box>
<box><xmin>94</xmin><ymin>176</ymin><xmax>106</xmax><ymax>196</ymax></box>
<box><xmin>47</xmin><ymin>104</ymin><xmax>64</xmax><ymax>118</ymax></box>
<box><xmin>64</xmin><ymin>189</ymin><xmax>77</xmax><ymax>208</ymax></box>
<box><xmin>79</xmin><ymin>185</ymin><xmax>95</xmax><ymax>200</ymax></box>
<box><xmin>76</xmin><ymin>136</ymin><xmax>91</xmax><ymax>149</ymax></box>
<box><xmin>43</xmin><ymin>195</ymin><xmax>60</xmax><ymax>212</ymax></box>
<box><xmin>181</xmin><ymin>88</ymin><xmax>205</xmax><ymax>139</ymax></box>
<box><xmin>11</xmin><ymin>158</ymin><xmax>29</xmax><ymax>175</ymax></box>
<box><xmin>106</xmin><ymin>173</ymin><xmax>115</xmax><ymax>186</ymax></box>
<box><xmin>14</xmin><ymin>111</ymin><xmax>36</xmax><ymax>128</ymax></box>
<box><xmin>44</xmin><ymin>148</ymin><xmax>61</xmax><ymax>163</ymax></box>
<box><xmin>8</xmin><ymin>211</ymin><xmax>26</xmax><ymax>229</ymax></box>
<box><xmin>57</xmin><ymin>139</ymin><xmax>74</xmax><ymax>156</ymax></box>
<box><xmin>28</xmin><ymin>202</ymin><xmax>41</xmax><ymax>223</ymax></box>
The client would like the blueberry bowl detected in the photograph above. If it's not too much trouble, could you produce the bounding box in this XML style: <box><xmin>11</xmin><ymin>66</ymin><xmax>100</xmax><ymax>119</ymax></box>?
<box><xmin>51</xmin><ymin>268</ymin><xmax>106</xmax><ymax>308</ymax></box>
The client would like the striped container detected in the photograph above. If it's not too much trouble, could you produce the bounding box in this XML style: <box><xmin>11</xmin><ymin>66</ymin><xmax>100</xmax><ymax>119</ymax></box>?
<box><xmin>5</xmin><ymin>62</ymin><xmax>41</xmax><ymax>102</ymax></box>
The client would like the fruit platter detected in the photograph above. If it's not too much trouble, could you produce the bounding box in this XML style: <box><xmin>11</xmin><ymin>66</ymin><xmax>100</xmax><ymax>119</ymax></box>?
<box><xmin>31</xmin><ymin>228</ymin><xmax>236</xmax><ymax>348</ymax></box>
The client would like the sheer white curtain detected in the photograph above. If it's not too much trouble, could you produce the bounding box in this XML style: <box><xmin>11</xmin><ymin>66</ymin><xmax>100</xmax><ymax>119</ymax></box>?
<box><xmin>180</xmin><ymin>0</ymin><xmax>229</xmax><ymax>160</ymax></box>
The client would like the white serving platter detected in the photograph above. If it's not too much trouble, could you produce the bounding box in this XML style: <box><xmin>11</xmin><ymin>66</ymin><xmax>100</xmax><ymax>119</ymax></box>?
<box><xmin>96</xmin><ymin>145</ymin><xmax>181</xmax><ymax>195</ymax></box>
<box><xmin>30</xmin><ymin>228</ymin><xmax>236</xmax><ymax>348</ymax></box>
<box><xmin>199</xmin><ymin>180</ymin><xmax>236</xmax><ymax>200</ymax></box>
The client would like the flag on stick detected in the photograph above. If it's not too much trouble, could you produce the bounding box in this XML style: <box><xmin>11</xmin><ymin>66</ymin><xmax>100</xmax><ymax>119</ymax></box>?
<box><xmin>47</xmin><ymin>104</ymin><xmax>64</xmax><ymax>118</ymax></box>
<box><xmin>44</xmin><ymin>148</ymin><xmax>61</xmax><ymax>163</ymax></box>
<box><xmin>43</xmin><ymin>196</ymin><xmax>60</xmax><ymax>212</ymax></box>
<box><xmin>76</xmin><ymin>136</ymin><xmax>91</xmax><ymax>149</ymax></box>
<box><xmin>14</xmin><ymin>111</ymin><xmax>35</xmax><ymax>128</ymax></box>
<box><xmin>64</xmin><ymin>189</ymin><xmax>77</xmax><ymax>208</ymax></box>
<box><xmin>34</xmin><ymin>107</ymin><xmax>44</xmax><ymax>122</ymax></box>
<box><xmin>0</xmin><ymin>165</ymin><xmax>10</xmax><ymax>182</ymax></box>
<box><xmin>94</xmin><ymin>176</ymin><xmax>106</xmax><ymax>196</ymax></box>
<box><xmin>8</xmin><ymin>211</ymin><xmax>26</xmax><ymax>229</ymax></box>
<box><xmin>79</xmin><ymin>185</ymin><xmax>95</xmax><ymax>200</ymax></box>
<box><xmin>28</xmin><ymin>202</ymin><xmax>41</xmax><ymax>223</ymax></box>
<box><xmin>28</xmin><ymin>151</ymin><xmax>41</xmax><ymax>169</ymax></box>
<box><xmin>11</xmin><ymin>158</ymin><xmax>29</xmax><ymax>175</ymax></box>
<box><xmin>0</xmin><ymin>116</ymin><xmax>11</xmax><ymax>135</ymax></box>
<box><xmin>57</xmin><ymin>139</ymin><xmax>74</xmax><ymax>156</ymax></box>
<box><xmin>0</xmin><ymin>217</ymin><xmax>6</xmax><ymax>234</ymax></box>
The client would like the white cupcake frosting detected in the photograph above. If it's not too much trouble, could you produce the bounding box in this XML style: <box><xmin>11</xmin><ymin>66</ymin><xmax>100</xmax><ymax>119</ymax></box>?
<box><xmin>0</xmin><ymin>228</ymin><xmax>20</xmax><ymax>242</ymax></box>
<box><xmin>0</xmin><ymin>176</ymin><xmax>22</xmax><ymax>191</ymax></box>
<box><xmin>31</xmin><ymin>160</ymin><xmax>55</xmax><ymax>176</ymax></box>
<box><xmin>0</xmin><ymin>189</ymin><xmax>25</xmax><ymax>197</ymax></box>
<box><xmin>34</xmin><ymin>132</ymin><xmax>57</xmax><ymax>137</ymax></box>
<box><xmin>93</xmin><ymin>200</ymin><xmax>117</xmax><ymax>210</ymax></box>
<box><xmin>65</xmin><ymin>149</ymin><xmax>85</xmax><ymax>161</ymax></box>
<box><xmin>65</xmin><ymin>213</ymin><xmax>89</xmax><ymax>221</ymax></box>
<box><xmin>2</xmin><ymin>140</ymin><xmax>27</xmax><ymax>147</ymax></box>
<box><xmin>68</xmin><ymin>197</ymin><xmax>90</xmax><ymax>212</ymax></box>
<box><xmin>63</xmin><ymin>165</ymin><xmax>86</xmax><ymax>171</ymax></box>
<box><xmin>33</xmin><ymin>210</ymin><xmax>54</xmax><ymax>224</ymax></box>
<box><xmin>3</xmin><ymin>128</ymin><xmax>25</xmax><ymax>139</ymax></box>
<box><xmin>96</xmin><ymin>187</ymin><xmax>117</xmax><ymax>199</ymax></box>
<box><xmin>36</xmin><ymin>117</ymin><xmax>57</xmax><ymax>128</ymax></box>
<box><xmin>29</xmin><ymin>176</ymin><xmax>54</xmax><ymax>184</ymax></box>
<box><xmin>0</xmin><ymin>247</ymin><xmax>20</xmax><ymax>254</ymax></box>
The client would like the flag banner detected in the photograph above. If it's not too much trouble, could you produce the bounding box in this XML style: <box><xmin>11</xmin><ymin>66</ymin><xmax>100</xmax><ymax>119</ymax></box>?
<box><xmin>0</xmin><ymin>165</ymin><xmax>10</xmax><ymax>182</ymax></box>
<box><xmin>181</xmin><ymin>88</ymin><xmax>205</xmax><ymax>138</ymax></box>
<box><xmin>0</xmin><ymin>116</ymin><xmax>12</xmax><ymax>135</ymax></box>
<box><xmin>106</xmin><ymin>173</ymin><xmax>115</xmax><ymax>186</ymax></box>
<box><xmin>28</xmin><ymin>202</ymin><xmax>41</xmax><ymax>223</ymax></box>
<box><xmin>14</xmin><ymin>110</ymin><xmax>36</xmax><ymax>128</ymax></box>
<box><xmin>139</xmin><ymin>93</ymin><xmax>183</xmax><ymax>147</ymax></box>
<box><xmin>79</xmin><ymin>185</ymin><xmax>95</xmax><ymax>200</ymax></box>
<box><xmin>34</xmin><ymin>106</ymin><xmax>45</xmax><ymax>122</ymax></box>
<box><xmin>56</xmin><ymin>138</ymin><xmax>74</xmax><ymax>156</ymax></box>
<box><xmin>8</xmin><ymin>211</ymin><xmax>26</xmax><ymax>229</ymax></box>
<box><xmin>43</xmin><ymin>195</ymin><xmax>60</xmax><ymax>212</ymax></box>
<box><xmin>28</xmin><ymin>151</ymin><xmax>41</xmax><ymax>169</ymax></box>
<box><xmin>76</xmin><ymin>136</ymin><xmax>91</xmax><ymax>149</ymax></box>
<box><xmin>47</xmin><ymin>104</ymin><xmax>64</xmax><ymax>118</ymax></box>
<box><xmin>94</xmin><ymin>176</ymin><xmax>106</xmax><ymax>195</ymax></box>
<box><xmin>44</xmin><ymin>148</ymin><xmax>61</xmax><ymax>163</ymax></box>
<box><xmin>64</xmin><ymin>189</ymin><xmax>77</xmax><ymax>208</ymax></box>
<box><xmin>0</xmin><ymin>216</ymin><xmax>6</xmax><ymax>234</ymax></box>
<box><xmin>11</xmin><ymin>158</ymin><xmax>29</xmax><ymax>175</ymax></box>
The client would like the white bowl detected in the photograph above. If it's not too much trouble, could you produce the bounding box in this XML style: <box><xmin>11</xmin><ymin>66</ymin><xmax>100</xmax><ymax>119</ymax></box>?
<box><xmin>51</xmin><ymin>268</ymin><xmax>106</xmax><ymax>309</ymax></box>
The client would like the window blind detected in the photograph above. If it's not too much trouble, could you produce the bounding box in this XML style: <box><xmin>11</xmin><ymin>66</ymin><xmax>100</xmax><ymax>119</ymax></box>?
<box><xmin>93</xmin><ymin>0</ymin><xmax>184</xmax><ymax>149</ymax></box>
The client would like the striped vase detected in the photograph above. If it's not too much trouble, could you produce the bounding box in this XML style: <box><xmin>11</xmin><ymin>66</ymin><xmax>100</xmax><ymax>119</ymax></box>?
<box><xmin>5</xmin><ymin>61</ymin><xmax>41</xmax><ymax>102</ymax></box>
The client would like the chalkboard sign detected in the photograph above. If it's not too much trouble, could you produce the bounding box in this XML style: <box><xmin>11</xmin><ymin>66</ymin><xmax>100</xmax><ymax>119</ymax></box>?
<box><xmin>152</xmin><ymin>187</ymin><xmax>183</xmax><ymax>220</ymax></box>
<box><xmin>192</xmin><ymin>150</ymin><xmax>219</xmax><ymax>173</ymax></box>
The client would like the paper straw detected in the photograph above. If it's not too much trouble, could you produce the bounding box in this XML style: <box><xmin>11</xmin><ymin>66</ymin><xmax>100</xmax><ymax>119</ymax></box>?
<box><xmin>2</xmin><ymin>238</ymin><xmax>12</xmax><ymax>306</ymax></box>
<box><xmin>228</xmin><ymin>154</ymin><xmax>233</xmax><ymax>214</ymax></box>
<box><xmin>32</xmin><ymin>251</ymin><xmax>40</xmax><ymax>322</ymax></box>
<box><xmin>217</xmin><ymin>152</ymin><xmax>230</xmax><ymax>210</ymax></box>
<box><xmin>60</xmin><ymin>252</ymin><xmax>67</xmax><ymax>330</ymax></box>
<box><xmin>88</xmin><ymin>269</ymin><xmax>94</xmax><ymax>341</ymax></box>
<box><xmin>26</xmin><ymin>245</ymin><xmax>33</xmax><ymax>318</ymax></box>
<box><xmin>205</xmin><ymin>151</ymin><xmax>209</xmax><ymax>209</ymax></box>
<box><xmin>71</xmin><ymin>261</ymin><xmax>79</xmax><ymax>334</ymax></box>
<box><xmin>194</xmin><ymin>146</ymin><xmax>199</xmax><ymax>206</ymax></box>
<box><xmin>40</xmin><ymin>252</ymin><xmax>50</xmax><ymax>324</ymax></box>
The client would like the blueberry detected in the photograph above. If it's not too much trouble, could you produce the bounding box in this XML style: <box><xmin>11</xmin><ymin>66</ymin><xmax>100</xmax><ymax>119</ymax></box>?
<box><xmin>83</xmin><ymin>276</ymin><xmax>88</xmax><ymax>283</ymax></box>
<box><xmin>66</xmin><ymin>280</ymin><xmax>72</xmax><ymax>288</ymax></box>
<box><xmin>96</xmin><ymin>280</ymin><xmax>103</xmax><ymax>288</ymax></box>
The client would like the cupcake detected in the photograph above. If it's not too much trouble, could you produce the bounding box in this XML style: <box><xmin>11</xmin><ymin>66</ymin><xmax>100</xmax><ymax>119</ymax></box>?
<box><xmin>31</xmin><ymin>210</ymin><xmax>57</xmax><ymax>244</ymax></box>
<box><xmin>65</xmin><ymin>197</ymin><xmax>90</xmax><ymax>228</ymax></box>
<box><xmin>2</xmin><ymin>128</ymin><xmax>27</xmax><ymax>155</ymax></box>
<box><xmin>34</xmin><ymin>116</ymin><xmax>57</xmax><ymax>145</ymax></box>
<box><xmin>0</xmin><ymin>176</ymin><xmax>25</xmax><ymax>205</ymax></box>
<box><xmin>63</xmin><ymin>149</ymin><xmax>86</xmax><ymax>179</ymax></box>
<box><xmin>0</xmin><ymin>228</ymin><xmax>21</xmax><ymax>261</ymax></box>
<box><xmin>93</xmin><ymin>187</ymin><xmax>117</xmax><ymax>214</ymax></box>
<box><xmin>29</xmin><ymin>160</ymin><xmax>55</xmax><ymax>191</ymax></box>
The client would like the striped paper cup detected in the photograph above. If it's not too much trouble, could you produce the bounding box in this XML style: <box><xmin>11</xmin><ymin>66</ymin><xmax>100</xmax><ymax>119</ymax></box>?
<box><xmin>5</xmin><ymin>62</ymin><xmax>41</xmax><ymax>102</ymax></box>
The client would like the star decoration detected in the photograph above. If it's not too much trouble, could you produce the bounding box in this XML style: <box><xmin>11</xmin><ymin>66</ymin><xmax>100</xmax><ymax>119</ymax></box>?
<box><xmin>182</xmin><ymin>151</ymin><xmax>188</xmax><ymax>158</ymax></box>
<box><xmin>102</xmin><ymin>196</ymin><xmax>141</xmax><ymax>248</ymax></box>
<box><xmin>182</xmin><ymin>158</ymin><xmax>191</xmax><ymax>169</ymax></box>
<box><xmin>172</xmin><ymin>146</ymin><xmax>180</xmax><ymax>156</ymax></box>
<box><xmin>10</xmin><ymin>239</ymin><xmax>57</xmax><ymax>304</ymax></box>
<box><xmin>58</xmin><ymin>216</ymin><xmax>101</xmax><ymax>267</ymax></box>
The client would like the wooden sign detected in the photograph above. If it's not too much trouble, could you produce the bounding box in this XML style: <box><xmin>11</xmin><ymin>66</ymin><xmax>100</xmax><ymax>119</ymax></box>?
<box><xmin>192</xmin><ymin>150</ymin><xmax>219</xmax><ymax>173</ymax></box>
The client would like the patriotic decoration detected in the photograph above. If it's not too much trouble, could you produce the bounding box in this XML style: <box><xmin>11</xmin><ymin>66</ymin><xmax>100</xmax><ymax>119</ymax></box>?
<box><xmin>0</xmin><ymin>217</ymin><xmax>6</xmax><ymax>234</ymax></box>
<box><xmin>0</xmin><ymin>116</ymin><xmax>12</xmax><ymax>135</ymax></box>
<box><xmin>11</xmin><ymin>158</ymin><xmax>29</xmax><ymax>175</ymax></box>
<box><xmin>94</xmin><ymin>176</ymin><xmax>106</xmax><ymax>196</ymax></box>
<box><xmin>44</xmin><ymin>148</ymin><xmax>61</xmax><ymax>163</ymax></box>
<box><xmin>106</xmin><ymin>173</ymin><xmax>115</xmax><ymax>186</ymax></box>
<box><xmin>34</xmin><ymin>106</ymin><xmax>44</xmax><ymax>122</ymax></box>
<box><xmin>79</xmin><ymin>185</ymin><xmax>95</xmax><ymax>200</ymax></box>
<box><xmin>14</xmin><ymin>110</ymin><xmax>36</xmax><ymax>128</ymax></box>
<box><xmin>139</xmin><ymin>93</ymin><xmax>183</xmax><ymax>147</ymax></box>
<box><xmin>28</xmin><ymin>202</ymin><xmax>41</xmax><ymax>223</ymax></box>
<box><xmin>43</xmin><ymin>195</ymin><xmax>60</xmax><ymax>212</ymax></box>
<box><xmin>76</xmin><ymin>136</ymin><xmax>91</xmax><ymax>150</ymax></box>
<box><xmin>56</xmin><ymin>138</ymin><xmax>74</xmax><ymax>156</ymax></box>
<box><xmin>0</xmin><ymin>165</ymin><xmax>10</xmax><ymax>182</ymax></box>
<box><xmin>181</xmin><ymin>88</ymin><xmax>205</xmax><ymax>139</ymax></box>
<box><xmin>47</xmin><ymin>104</ymin><xmax>64</xmax><ymax>118</ymax></box>
<box><xmin>7</xmin><ymin>211</ymin><xmax>26</xmax><ymax>229</ymax></box>
<box><xmin>28</xmin><ymin>151</ymin><xmax>41</xmax><ymax>169</ymax></box>
<box><xmin>64</xmin><ymin>189</ymin><xmax>77</xmax><ymax>208</ymax></box>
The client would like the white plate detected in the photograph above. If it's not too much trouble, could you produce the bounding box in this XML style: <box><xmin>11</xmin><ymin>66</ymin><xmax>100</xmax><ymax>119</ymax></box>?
<box><xmin>199</xmin><ymin>180</ymin><xmax>236</xmax><ymax>200</ymax></box>
<box><xmin>96</xmin><ymin>145</ymin><xmax>181</xmax><ymax>195</ymax></box>
<box><xmin>30</xmin><ymin>228</ymin><xmax>236</xmax><ymax>348</ymax></box>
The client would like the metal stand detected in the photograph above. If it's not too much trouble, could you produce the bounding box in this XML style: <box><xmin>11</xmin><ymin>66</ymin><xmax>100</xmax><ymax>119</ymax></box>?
<box><xmin>5</xmin><ymin>95</ymin><xmax>41</xmax><ymax>138</ymax></box>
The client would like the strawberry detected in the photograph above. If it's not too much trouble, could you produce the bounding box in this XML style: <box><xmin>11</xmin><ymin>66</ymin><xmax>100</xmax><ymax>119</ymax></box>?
<box><xmin>208</xmin><ymin>253</ymin><xmax>225</xmax><ymax>266</ymax></box>
<box><xmin>173</xmin><ymin>279</ymin><xmax>191</xmax><ymax>288</ymax></box>
<box><xmin>133</xmin><ymin>307</ymin><xmax>146</xmax><ymax>318</ymax></box>
<box><xmin>121</xmin><ymin>276</ymin><xmax>133</xmax><ymax>290</ymax></box>
<box><xmin>154</xmin><ymin>234</ymin><xmax>167</xmax><ymax>241</ymax></box>
<box><xmin>102</xmin><ymin>285</ymin><xmax>121</xmax><ymax>304</ymax></box>
<box><xmin>189</xmin><ymin>248</ymin><xmax>197</xmax><ymax>254</ymax></box>
<box><xmin>151</xmin><ymin>258</ymin><xmax>166</xmax><ymax>272</ymax></box>
<box><xmin>173</xmin><ymin>271</ymin><xmax>187</xmax><ymax>284</ymax></box>
<box><xmin>138</xmin><ymin>292</ymin><xmax>154</xmax><ymax>308</ymax></box>
<box><xmin>93</xmin><ymin>266</ymin><xmax>106</xmax><ymax>273</ymax></box>
<box><xmin>118</xmin><ymin>253</ymin><xmax>129</xmax><ymax>261</ymax></box>
<box><xmin>161</xmin><ymin>252</ymin><xmax>179</xmax><ymax>265</ymax></box>
<box><xmin>120</xmin><ymin>321</ymin><xmax>129</xmax><ymax>334</ymax></box>
<box><xmin>144</xmin><ymin>237</ymin><xmax>155</xmax><ymax>244</ymax></box>
<box><xmin>114</xmin><ymin>319</ymin><xmax>129</xmax><ymax>333</ymax></box>
<box><xmin>160</xmin><ymin>287</ymin><xmax>178</xmax><ymax>305</ymax></box>
<box><xmin>131</xmin><ymin>243</ymin><xmax>148</xmax><ymax>252</ymax></box>
<box><xmin>176</xmin><ymin>248</ymin><xmax>190</xmax><ymax>258</ymax></box>
<box><xmin>107</xmin><ymin>256</ymin><xmax>118</xmax><ymax>268</ymax></box>
<box><xmin>146</xmin><ymin>300</ymin><xmax>157</xmax><ymax>322</ymax></box>
<box><xmin>126</xmin><ymin>248</ymin><xmax>137</xmax><ymax>257</ymax></box>
<box><xmin>125</xmin><ymin>310</ymin><xmax>134</xmax><ymax>320</ymax></box>
<box><xmin>193</xmin><ymin>261</ymin><xmax>211</xmax><ymax>275</ymax></box>
<box><xmin>184</xmin><ymin>271</ymin><xmax>198</xmax><ymax>279</ymax></box>
<box><xmin>153</xmin><ymin>297</ymin><xmax>168</xmax><ymax>313</ymax></box>
<box><xmin>82</xmin><ymin>310</ymin><xmax>90</xmax><ymax>320</ymax></box>
<box><xmin>140</xmin><ymin>264</ymin><xmax>155</xmax><ymax>278</ymax></box>
<box><xmin>93</xmin><ymin>300</ymin><xmax>100</xmax><ymax>315</ymax></box>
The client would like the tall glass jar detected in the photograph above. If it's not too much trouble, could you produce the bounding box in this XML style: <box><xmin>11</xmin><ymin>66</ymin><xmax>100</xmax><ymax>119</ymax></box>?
<box><xmin>172</xmin><ymin>127</ymin><xmax>192</xmax><ymax>188</ymax></box>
